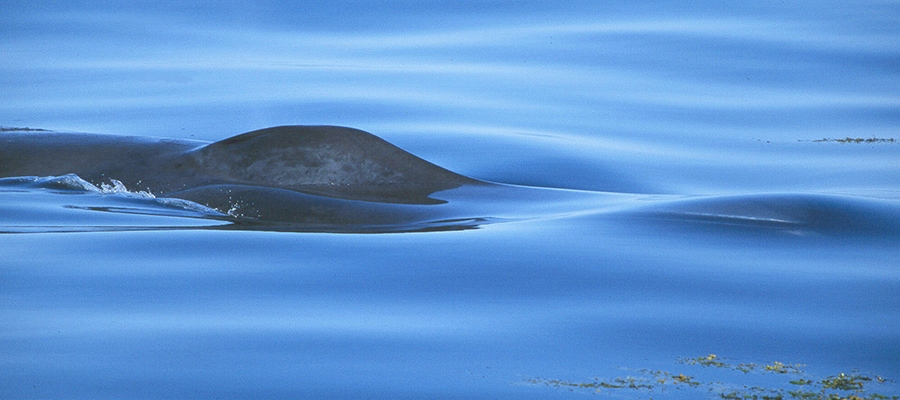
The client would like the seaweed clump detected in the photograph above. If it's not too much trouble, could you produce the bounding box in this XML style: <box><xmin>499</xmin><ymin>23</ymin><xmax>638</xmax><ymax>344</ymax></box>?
<box><xmin>527</xmin><ymin>369</ymin><xmax>699</xmax><ymax>394</ymax></box>
<box><xmin>0</xmin><ymin>126</ymin><xmax>49</xmax><ymax>132</ymax></box>
<box><xmin>811</xmin><ymin>137</ymin><xmax>897</xmax><ymax>144</ymax></box>
<box><xmin>527</xmin><ymin>354</ymin><xmax>898</xmax><ymax>399</ymax></box>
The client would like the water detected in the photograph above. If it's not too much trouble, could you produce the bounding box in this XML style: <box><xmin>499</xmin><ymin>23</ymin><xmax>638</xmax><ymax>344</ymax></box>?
<box><xmin>2</xmin><ymin>1</ymin><xmax>899</xmax><ymax>398</ymax></box>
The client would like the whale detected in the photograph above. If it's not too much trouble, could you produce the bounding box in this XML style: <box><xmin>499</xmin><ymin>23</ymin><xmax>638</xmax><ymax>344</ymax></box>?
<box><xmin>3</xmin><ymin>125</ymin><xmax>899</xmax><ymax>235</ymax></box>
<box><xmin>0</xmin><ymin>125</ymin><xmax>493</xmax><ymax>230</ymax></box>
<box><xmin>0</xmin><ymin>125</ymin><xmax>480</xmax><ymax>202</ymax></box>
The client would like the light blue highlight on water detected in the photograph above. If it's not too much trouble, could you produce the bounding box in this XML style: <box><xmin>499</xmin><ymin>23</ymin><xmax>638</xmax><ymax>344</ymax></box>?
<box><xmin>1</xmin><ymin>1</ymin><xmax>899</xmax><ymax>398</ymax></box>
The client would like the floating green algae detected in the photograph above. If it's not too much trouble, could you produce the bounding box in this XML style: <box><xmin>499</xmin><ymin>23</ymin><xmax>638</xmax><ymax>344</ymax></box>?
<box><xmin>527</xmin><ymin>354</ymin><xmax>897</xmax><ymax>399</ymax></box>
<box><xmin>810</xmin><ymin>137</ymin><xmax>897</xmax><ymax>144</ymax></box>
<box><xmin>0</xmin><ymin>126</ymin><xmax>49</xmax><ymax>132</ymax></box>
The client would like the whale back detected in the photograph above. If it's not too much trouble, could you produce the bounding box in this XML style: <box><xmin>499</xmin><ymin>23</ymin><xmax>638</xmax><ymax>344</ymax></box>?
<box><xmin>189</xmin><ymin>125</ymin><xmax>479</xmax><ymax>203</ymax></box>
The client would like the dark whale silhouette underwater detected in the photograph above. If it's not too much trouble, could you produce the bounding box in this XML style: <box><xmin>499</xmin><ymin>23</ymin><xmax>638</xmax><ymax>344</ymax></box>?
<box><xmin>2</xmin><ymin>125</ymin><xmax>899</xmax><ymax>234</ymax></box>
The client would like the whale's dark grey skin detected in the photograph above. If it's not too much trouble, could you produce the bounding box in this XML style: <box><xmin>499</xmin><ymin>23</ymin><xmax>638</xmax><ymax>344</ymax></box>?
<box><xmin>0</xmin><ymin>125</ymin><xmax>485</xmax><ymax>229</ymax></box>
<box><xmin>4</xmin><ymin>125</ymin><xmax>900</xmax><ymax>235</ymax></box>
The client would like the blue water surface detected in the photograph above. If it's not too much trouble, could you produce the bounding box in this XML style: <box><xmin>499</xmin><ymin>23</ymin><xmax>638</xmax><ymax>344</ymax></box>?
<box><xmin>2</xmin><ymin>1</ymin><xmax>899</xmax><ymax>399</ymax></box>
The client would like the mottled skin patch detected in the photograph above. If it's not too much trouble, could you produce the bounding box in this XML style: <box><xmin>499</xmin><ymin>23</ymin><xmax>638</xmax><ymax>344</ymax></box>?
<box><xmin>190</xmin><ymin>126</ymin><xmax>480</xmax><ymax>203</ymax></box>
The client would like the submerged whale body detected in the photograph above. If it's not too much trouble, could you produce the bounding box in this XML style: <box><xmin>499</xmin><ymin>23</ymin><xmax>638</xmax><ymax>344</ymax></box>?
<box><xmin>3</xmin><ymin>125</ymin><xmax>899</xmax><ymax>235</ymax></box>
<box><xmin>0</xmin><ymin>126</ymin><xmax>484</xmax><ymax>230</ymax></box>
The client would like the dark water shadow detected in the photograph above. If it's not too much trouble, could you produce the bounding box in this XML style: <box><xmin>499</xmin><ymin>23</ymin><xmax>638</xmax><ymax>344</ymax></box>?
<box><xmin>0</xmin><ymin>175</ymin><xmax>503</xmax><ymax>234</ymax></box>
<box><xmin>611</xmin><ymin>192</ymin><xmax>900</xmax><ymax>242</ymax></box>
<box><xmin>4</xmin><ymin>175</ymin><xmax>900</xmax><ymax>237</ymax></box>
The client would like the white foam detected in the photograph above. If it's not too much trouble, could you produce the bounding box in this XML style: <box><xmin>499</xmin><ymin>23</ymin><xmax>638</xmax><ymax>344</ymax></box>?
<box><xmin>98</xmin><ymin>179</ymin><xmax>155</xmax><ymax>198</ymax></box>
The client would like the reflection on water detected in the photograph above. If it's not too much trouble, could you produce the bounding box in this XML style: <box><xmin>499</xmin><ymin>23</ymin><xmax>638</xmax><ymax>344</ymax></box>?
<box><xmin>3</xmin><ymin>1</ymin><xmax>898</xmax><ymax>143</ymax></box>
<box><xmin>1</xmin><ymin>1</ymin><xmax>899</xmax><ymax>399</ymax></box>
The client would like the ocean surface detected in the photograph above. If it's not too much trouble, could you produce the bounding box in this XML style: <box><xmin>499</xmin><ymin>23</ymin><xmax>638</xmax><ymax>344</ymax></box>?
<box><xmin>2</xmin><ymin>1</ymin><xmax>899</xmax><ymax>399</ymax></box>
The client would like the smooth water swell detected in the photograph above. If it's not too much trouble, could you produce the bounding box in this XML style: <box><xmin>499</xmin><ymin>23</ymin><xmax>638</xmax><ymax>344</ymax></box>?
<box><xmin>2</xmin><ymin>1</ymin><xmax>898</xmax><ymax>143</ymax></box>
<box><xmin>4</xmin><ymin>170</ymin><xmax>900</xmax><ymax>239</ymax></box>
<box><xmin>2</xmin><ymin>1</ymin><xmax>899</xmax><ymax>399</ymax></box>
<box><xmin>3</xmin><ymin>219</ymin><xmax>899</xmax><ymax>398</ymax></box>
